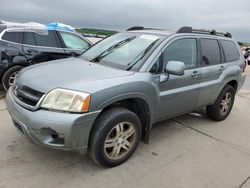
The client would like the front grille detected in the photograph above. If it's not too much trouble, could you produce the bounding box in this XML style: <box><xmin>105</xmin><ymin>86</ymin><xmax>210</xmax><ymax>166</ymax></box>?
<box><xmin>13</xmin><ymin>84</ymin><xmax>44</xmax><ymax>107</ymax></box>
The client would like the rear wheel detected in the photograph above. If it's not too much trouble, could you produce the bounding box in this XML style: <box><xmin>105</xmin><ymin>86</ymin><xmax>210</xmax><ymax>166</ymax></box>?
<box><xmin>206</xmin><ymin>85</ymin><xmax>236</xmax><ymax>121</ymax></box>
<box><xmin>89</xmin><ymin>107</ymin><xmax>142</xmax><ymax>167</ymax></box>
<box><xmin>2</xmin><ymin>66</ymin><xmax>23</xmax><ymax>91</ymax></box>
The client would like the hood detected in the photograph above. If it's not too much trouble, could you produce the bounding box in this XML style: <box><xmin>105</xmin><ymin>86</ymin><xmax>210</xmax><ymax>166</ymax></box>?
<box><xmin>17</xmin><ymin>58</ymin><xmax>133</xmax><ymax>93</ymax></box>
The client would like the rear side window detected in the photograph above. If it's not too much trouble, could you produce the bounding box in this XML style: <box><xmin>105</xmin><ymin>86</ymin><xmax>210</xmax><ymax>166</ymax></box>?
<box><xmin>24</xmin><ymin>32</ymin><xmax>36</xmax><ymax>45</ymax></box>
<box><xmin>31</xmin><ymin>31</ymin><xmax>62</xmax><ymax>48</ymax></box>
<box><xmin>2</xmin><ymin>31</ymin><xmax>23</xmax><ymax>44</ymax></box>
<box><xmin>200</xmin><ymin>39</ymin><xmax>221</xmax><ymax>66</ymax></box>
<box><xmin>221</xmin><ymin>40</ymin><xmax>240</xmax><ymax>62</ymax></box>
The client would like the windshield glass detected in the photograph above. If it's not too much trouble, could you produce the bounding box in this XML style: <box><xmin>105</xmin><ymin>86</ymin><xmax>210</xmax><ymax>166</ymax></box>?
<box><xmin>81</xmin><ymin>33</ymin><xmax>160</xmax><ymax>70</ymax></box>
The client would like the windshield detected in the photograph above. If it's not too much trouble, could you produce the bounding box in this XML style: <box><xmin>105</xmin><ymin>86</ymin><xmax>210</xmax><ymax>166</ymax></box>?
<box><xmin>81</xmin><ymin>33</ymin><xmax>161</xmax><ymax>70</ymax></box>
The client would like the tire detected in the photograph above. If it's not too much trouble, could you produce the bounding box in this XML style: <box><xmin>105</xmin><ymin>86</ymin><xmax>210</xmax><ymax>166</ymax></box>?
<box><xmin>2</xmin><ymin>65</ymin><xmax>23</xmax><ymax>91</ymax></box>
<box><xmin>206</xmin><ymin>85</ymin><xmax>236</xmax><ymax>121</ymax></box>
<box><xmin>248</xmin><ymin>60</ymin><xmax>250</xmax><ymax>65</ymax></box>
<box><xmin>89</xmin><ymin>107</ymin><xmax>142</xmax><ymax>167</ymax></box>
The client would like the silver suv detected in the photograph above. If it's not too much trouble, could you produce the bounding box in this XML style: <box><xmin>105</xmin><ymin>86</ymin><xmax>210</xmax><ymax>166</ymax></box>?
<box><xmin>6</xmin><ymin>26</ymin><xmax>246</xmax><ymax>167</ymax></box>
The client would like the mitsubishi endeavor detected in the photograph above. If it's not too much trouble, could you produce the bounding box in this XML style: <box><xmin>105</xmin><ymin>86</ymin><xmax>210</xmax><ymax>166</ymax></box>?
<box><xmin>6</xmin><ymin>26</ymin><xmax>246</xmax><ymax>167</ymax></box>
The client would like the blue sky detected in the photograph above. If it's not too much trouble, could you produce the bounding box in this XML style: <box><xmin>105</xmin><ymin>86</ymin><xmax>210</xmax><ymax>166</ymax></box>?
<box><xmin>0</xmin><ymin>0</ymin><xmax>249</xmax><ymax>42</ymax></box>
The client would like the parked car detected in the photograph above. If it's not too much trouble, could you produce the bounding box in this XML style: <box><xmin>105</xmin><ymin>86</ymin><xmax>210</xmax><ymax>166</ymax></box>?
<box><xmin>0</xmin><ymin>21</ymin><xmax>92</xmax><ymax>90</ymax></box>
<box><xmin>6</xmin><ymin>26</ymin><xmax>246</xmax><ymax>167</ymax></box>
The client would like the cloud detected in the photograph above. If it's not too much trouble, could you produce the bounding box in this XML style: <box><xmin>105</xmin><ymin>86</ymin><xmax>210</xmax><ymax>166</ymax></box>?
<box><xmin>0</xmin><ymin>0</ymin><xmax>249</xmax><ymax>42</ymax></box>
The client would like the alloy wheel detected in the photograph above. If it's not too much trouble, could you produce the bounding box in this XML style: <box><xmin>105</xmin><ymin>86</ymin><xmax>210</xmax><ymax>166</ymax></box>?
<box><xmin>8</xmin><ymin>71</ymin><xmax>19</xmax><ymax>87</ymax></box>
<box><xmin>104</xmin><ymin>122</ymin><xmax>136</xmax><ymax>160</ymax></box>
<box><xmin>220</xmin><ymin>92</ymin><xmax>232</xmax><ymax>115</ymax></box>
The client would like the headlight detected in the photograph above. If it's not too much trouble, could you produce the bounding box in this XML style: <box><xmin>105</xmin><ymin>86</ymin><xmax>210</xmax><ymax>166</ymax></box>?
<box><xmin>41</xmin><ymin>88</ymin><xmax>90</xmax><ymax>113</ymax></box>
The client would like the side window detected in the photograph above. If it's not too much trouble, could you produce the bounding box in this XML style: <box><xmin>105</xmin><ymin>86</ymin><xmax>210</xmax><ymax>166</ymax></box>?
<box><xmin>150</xmin><ymin>38</ymin><xmax>197</xmax><ymax>74</ymax></box>
<box><xmin>221</xmin><ymin>40</ymin><xmax>240</xmax><ymax>62</ymax></box>
<box><xmin>33</xmin><ymin>31</ymin><xmax>62</xmax><ymax>48</ymax></box>
<box><xmin>200</xmin><ymin>39</ymin><xmax>221</xmax><ymax>66</ymax></box>
<box><xmin>59</xmin><ymin>31</ymin><xmax>90</xmax><ymax>50</ymax></box>
<box><xmin>163</xmin><ymin>38</ymin><xmax>197</xmax><ymax>69</ymax></box>
<box><xmin>23</xmin><ymin>32</ymin><xmax>36</xmax><ymax>45</ymax></box>
<box><xmin>2</xmin><ymin>31</ymin><xmax>23</xmax><ymax>44</ymax></box>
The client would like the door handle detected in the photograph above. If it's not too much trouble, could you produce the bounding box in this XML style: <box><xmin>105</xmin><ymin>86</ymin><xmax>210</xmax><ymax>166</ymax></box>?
<box><xmin>26</xmin><ymin>49</ymin><xmax>38</xmax><ymax>54</ymax></box>
<box><xmin>191</xmin><ymin>70</ymin><xmax>200</xmax><ymax>77</ymax></box>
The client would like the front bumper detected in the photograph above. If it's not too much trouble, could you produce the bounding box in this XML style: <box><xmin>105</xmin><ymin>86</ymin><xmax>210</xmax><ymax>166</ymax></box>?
<box><xmin>6</xmin><ymin>89</ymin><xmax>100</xmax><ymax>154</ymax></box>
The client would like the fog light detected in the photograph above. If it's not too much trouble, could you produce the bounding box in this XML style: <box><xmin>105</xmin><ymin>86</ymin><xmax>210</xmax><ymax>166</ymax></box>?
<box><xmin>32</xmin><ymin>128</ymin><xmax>65</xmax><ymax>146</ymax></box>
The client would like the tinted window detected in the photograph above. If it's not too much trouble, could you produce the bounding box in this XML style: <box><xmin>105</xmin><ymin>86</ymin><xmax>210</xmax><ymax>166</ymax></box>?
<box><xmin>33</xmin><ymin>31</ymin><xmax>62</xmax><ymax>48</ymax></box>
<box><xmin>59</xmin><ymin>31</ymin><xmax>90</xmax><ymax>50</ymax></box>
<box><xmin>23</xmin><ymin>32</ymin><xmax>36</xmax><ymax>45</ymax></box>
<box><xmin>221</xmin><ymin>40</ymin><xmax>240</xmax><ymax>62</ymax></box>
<box><xmin>150</xmin><ymin>38</ymin><xmax>197</xmax><ymax>74</ymax></box>
<box><xmin>200</xmin><ymin>39</ymin><xmax>221</xmax><ymax>65</ymax></box>
<box><xmin>2</xmin><ymin>31</ymin><xmax>23</xmax><ymax>44</ymax></box>
<box><xmin>164</xmin><ymin>38</ymin><xmax>197</xmax><ymax>69</ymax></box>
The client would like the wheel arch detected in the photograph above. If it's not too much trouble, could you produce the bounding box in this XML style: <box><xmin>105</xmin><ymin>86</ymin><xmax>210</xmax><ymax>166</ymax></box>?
<box><xmin>0</xmin><ymin>63</ymin><xmax>26</xmax><ymax>80</ymax></box>
<box><xmin>89</xmin><ymin>96</ymin><xmax>153</xmax><ymax>147</ymax></box>
<box><xmin>226</xmin><ymin>80</ymin><xmax>238</xmax><ymax>91</ymax></box>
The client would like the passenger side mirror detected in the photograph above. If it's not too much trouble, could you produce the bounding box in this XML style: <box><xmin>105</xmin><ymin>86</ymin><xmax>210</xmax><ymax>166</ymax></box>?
<box><xmin>165</xmin><ymin>61</ymin><xmax>185</xmax><ymax>76</ymax></box>
<box><xmin>70</xmin><ymin>52</ymin><xmax>78</xmax><ymax>57</ymax></box>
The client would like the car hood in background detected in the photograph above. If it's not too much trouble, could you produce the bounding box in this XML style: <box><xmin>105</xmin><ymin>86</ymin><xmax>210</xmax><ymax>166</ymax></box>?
<box><xmin>17</xmin><ymin>58</ymin><xmax>134</xmax><ymax>93</ymax></box>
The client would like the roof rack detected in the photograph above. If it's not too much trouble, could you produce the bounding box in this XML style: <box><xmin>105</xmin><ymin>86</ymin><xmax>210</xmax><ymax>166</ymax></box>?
<box><xmin>126</xmin><ymin>26</ymin><xmax>165</xmax><ymax>31</ymax></box>
<box><xmin>177</xmin><ymin>26</ymin><xmax>232</xmax><ymax>38</ymax></box>
<box><xmin>127</xmin><ymin>26</ymin><xmax>144</xmax><ymax>31</ymax></box>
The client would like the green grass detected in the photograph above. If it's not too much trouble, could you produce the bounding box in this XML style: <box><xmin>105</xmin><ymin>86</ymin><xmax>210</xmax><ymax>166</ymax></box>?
<box><xmin>76</xmin><ymin>28</ymin><xmax>118</xmax><ymax>36</ymax></box>
<box><xmin>238</xmin><ymin>42</ymin><xmax>250</xmax><ymax>47</ymax></box>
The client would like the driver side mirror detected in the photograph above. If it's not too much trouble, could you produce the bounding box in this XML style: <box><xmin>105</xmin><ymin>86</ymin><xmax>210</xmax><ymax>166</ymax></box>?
<box><xmin>165</xmin><ymin>61</ymin><xmax>185</xmax><ymax>76</ymax></box>
<box><xmin>160</xmin><ymin>61</ymin><xmax>185</xmax><ymax>83</ymax></box>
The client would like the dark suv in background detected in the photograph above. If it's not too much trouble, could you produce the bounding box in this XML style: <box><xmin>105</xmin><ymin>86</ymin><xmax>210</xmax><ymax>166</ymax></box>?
<box><xmin>0</xmin><ymin>21</ymin><xmax>92</xmax><ymax>90</ymax></box>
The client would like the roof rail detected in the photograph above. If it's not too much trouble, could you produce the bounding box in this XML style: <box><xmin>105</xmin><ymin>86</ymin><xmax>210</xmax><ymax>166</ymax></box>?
<box><xmin>126</xmin><ymin>26</ymin><xmax>165</xmax><ymax>31</ymax></box>
<box><xmin>177</xmin><ymin>26</ymin><xmax>232</xmax><ymax>38</ymax></box>
<box><xmin>127</xmin><ymin>26</ymin><xmax>144</xmax><ymax>31</ymax></box>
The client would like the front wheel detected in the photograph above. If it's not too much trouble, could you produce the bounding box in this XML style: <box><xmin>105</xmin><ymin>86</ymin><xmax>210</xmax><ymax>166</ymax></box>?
<box><xmin>89</xmin><ymin>107</ymin><xmax>142</xmax><ymax>167</ymax></box>
<box><xmin>206</xmin><ymin>85</ymin><xmax>236</xmax><ymax>121</ymax></box>
<box><xmin>2</xmin><ymin>66</ymin><xmax>23</xmax><ymax>91</ymax></box>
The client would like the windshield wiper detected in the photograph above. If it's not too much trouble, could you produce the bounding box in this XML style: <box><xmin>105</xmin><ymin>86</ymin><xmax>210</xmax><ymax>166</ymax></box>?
<box><xmin>90</xmin><ymin>36</ymin><xmax>136</xmax><ymax>63</ymax></box>
<box><xmin>126</xmin><ymin>39</ymin><xmax>159</xmax><ymax>71</ymax></box>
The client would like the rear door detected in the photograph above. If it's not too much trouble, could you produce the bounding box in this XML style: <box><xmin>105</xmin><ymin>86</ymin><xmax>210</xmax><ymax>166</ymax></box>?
<box><xmin>0</xmin><ymin>30</ymin><xmax>27</xmax><ymax>67</ymax></box>
<box><xmin>197</xmin><ymin>38</ymin><xmax>225</xmax><ymax>107</ymax></box>
<box><xmin>22</xmin><ymin>30</ymin><xmax>67</xmax><ymax>64</ymax></box>
<box><xmin>57</xmin><ymin>31</ymin><xmax>91</xmax><ymax>57</ymax></box>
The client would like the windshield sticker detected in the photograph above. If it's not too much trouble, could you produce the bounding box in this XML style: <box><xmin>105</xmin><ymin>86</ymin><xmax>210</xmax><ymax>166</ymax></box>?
<box><xmin>139</xmin><ymin>34</ymin><xmax>159</xmax><ymax>41</ymax></box>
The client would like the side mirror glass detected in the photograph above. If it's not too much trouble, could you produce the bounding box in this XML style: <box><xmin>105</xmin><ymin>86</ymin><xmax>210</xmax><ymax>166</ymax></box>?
<box><xmin>165</xmin><ymin>61</ymin><xmax>185</xmax><ymax>76</ymax></box>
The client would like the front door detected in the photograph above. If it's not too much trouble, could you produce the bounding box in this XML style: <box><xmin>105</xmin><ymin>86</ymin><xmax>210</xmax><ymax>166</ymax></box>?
<box><xmin>57</xmin><ymin>31</ymin><xmax>91</xmax><ymax>57</ymax></box>
<box><xmin>151</xmin><ymin>37</ymin><xmax>201</xmax><ymax>121</ymax></box>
